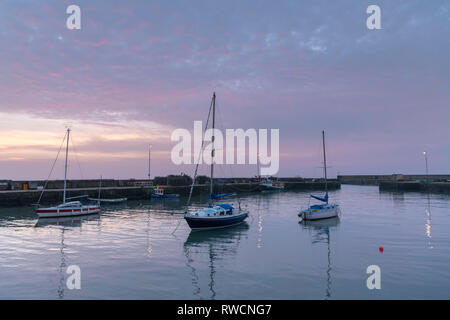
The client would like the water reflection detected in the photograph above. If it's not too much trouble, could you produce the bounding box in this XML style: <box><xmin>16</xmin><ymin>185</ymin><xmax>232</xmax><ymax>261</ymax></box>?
<box><xmin>183</xmin><ymin>223</ymin><xmax>250</xmax><ymax>299</ymax></box>
<box><xmin>301</xmin><ymin>217</ymin><xmax>340</xmax><ymax>299</ymax></box>
<box><xmin>425</xmin><ymin>194</ymin><xmax>433</xmax><ymax>249</ymax></box>
<box><xmin>34</xmin><ymin>215</ymin><xmax>100</xmax><ymax>298</ymax></box>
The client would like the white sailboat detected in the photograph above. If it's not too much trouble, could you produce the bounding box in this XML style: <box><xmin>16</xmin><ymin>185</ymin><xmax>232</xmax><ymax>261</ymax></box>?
<box><xmin>35</xmin><ymin>128</ymin><xmax>101</xmax><ymax>218</ymax></box>
<box><xmin>257</xmin><ymin>154</ymin><xmax>284</xmax><ymax>190</ymax></box>
<box><xmin>87</xmin><ymin>176</ymin><xmax>127</xmax><ymax>204</ymax></box>
<box><xmin>299</xmin><ymin>131</ymin><xmax>339</xmax><ymax>221</ymax></box>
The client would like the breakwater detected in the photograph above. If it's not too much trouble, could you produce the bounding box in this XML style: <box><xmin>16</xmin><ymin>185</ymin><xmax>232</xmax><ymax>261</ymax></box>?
<box><xmin>379</xmin><ymin>181</ymin><xmax>450</xmax><ymax>194</ymax></box>
<box><xmin>338</xmin><ymin>174</ymin><xmax>450</xmax><ymax>186</ymax></box>
<box><xmin>0</xmin><ymin>180</ymin><xmax>340</xmax><ymax>208</ymax></box>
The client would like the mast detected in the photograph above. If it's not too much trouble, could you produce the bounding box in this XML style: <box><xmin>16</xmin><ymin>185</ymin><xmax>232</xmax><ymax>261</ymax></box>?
<box><xmin>257</xmin><ymin>153</ymin><xmax>261</xmax><ymax>182</ymax></box>
<box><xmin>185</xmin><ymin>93</ymin><xmax>215</xmax><ymax>212</ymax></box>
<box><xmin>63</xmin><ymin>128</ymin><xmax>70</xmax><ymax>203</ymax></box>
<box><xmin>210</xmin><ymin>92</ymin><xmax>216</xmax><ymax>198</ymax></box>
<box><xmin>148</xmin><ymin>144</ymin><xmax>152</xmax><ymax>181</ymax></box>
<box><xmin>98</xmin><ymin>175</ymin><xmax>102</xmax><ymax>200</ymax></box>
<box><xmin>322</xmin><ymin>130</ymin><xmax>328</xmax><ymax>200</ymax></box>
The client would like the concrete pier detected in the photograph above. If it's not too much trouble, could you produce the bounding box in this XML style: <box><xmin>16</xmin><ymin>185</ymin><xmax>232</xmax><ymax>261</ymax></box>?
<box><xmin>379</xmin><ymin>181</ymin><xmax>450</xmax><ymax>194</ymax></box>
<box><xmin>0</xmin><ymin>179</ymin><xmax>340</xmax><ymax>208</ymax></box>
<box><xmin>338</xmin><ymin>174</ymin><xmax>450</xmax><ymax>186</ymax></box>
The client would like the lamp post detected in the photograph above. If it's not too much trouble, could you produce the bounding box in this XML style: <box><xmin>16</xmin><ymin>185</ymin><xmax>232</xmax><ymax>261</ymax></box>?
<box><xmin>423</xmin><ymin>151</ymin><xmax>429</xmax><ymax>182</ymax></box>
<box><xmin>148</xmin><ymin>144</ymin><xmax>152</xmax><ymax>181</ymax></box>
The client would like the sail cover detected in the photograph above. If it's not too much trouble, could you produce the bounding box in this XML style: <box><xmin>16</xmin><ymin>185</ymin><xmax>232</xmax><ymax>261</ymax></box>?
<box><xmin>210</xmin><ymin>192</ymin><xmax>236</xmax><ymax>199</ymax></box>
<box><xmin>311</xmin><ymin>193</ymin><xmax>328</xmax><ymax>203</ymax></box>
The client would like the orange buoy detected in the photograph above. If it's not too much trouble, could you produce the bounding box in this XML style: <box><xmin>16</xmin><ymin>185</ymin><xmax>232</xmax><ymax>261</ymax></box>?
<box><xmin>379</xmin><ymin>246</ymin><xmax>384</xmax><ymax>252</ymax></box>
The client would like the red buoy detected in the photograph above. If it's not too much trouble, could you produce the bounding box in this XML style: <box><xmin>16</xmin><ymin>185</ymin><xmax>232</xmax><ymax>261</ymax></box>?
<box><xmin>379</xmin><ymin>246</ymin><xmax>384</xmax><ymax>252</ymax></box>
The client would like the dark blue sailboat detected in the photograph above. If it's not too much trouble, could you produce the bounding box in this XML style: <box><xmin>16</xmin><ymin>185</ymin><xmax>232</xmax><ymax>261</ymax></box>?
<box><xmin>184</xmin><ymin>93</ymin><xmax>249</xmax><ymax>230</ymax></box>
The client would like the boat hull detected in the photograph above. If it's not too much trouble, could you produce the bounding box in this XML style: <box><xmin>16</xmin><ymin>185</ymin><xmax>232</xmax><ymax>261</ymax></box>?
<box><xmin>259</xmin><ymin>183</ymin><xmax>284</xmax><ymax>191</ymax></box>
<box><xmin>184</xmin><ymin>211</ymin><xmax>248</xmax><ymax>230</ymax></box>
<box><xmin>88</xmin><ymin>198</ymin><xmax>127</xmax><ymax>204</ymax></box>
<box><xmin>300</xmin><ymin>205</ymin><xmax>339</xmax><ymax>221</ymax></box>
<box><xmin>36</xmin><ymin>206</ymin><xmax>101</xmax><ymax>218</ymax></box>
<box><xmin>151</xmin><ymin>194</ymin><xmax>180</xmax><ymax>199</ymax></box>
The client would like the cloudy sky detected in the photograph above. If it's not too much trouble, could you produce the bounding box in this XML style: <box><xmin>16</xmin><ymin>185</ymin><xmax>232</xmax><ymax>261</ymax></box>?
<box><xmin>0</xmin><ymin>0</ymin><xmax>449</xmax><ymax>180</ymax></box>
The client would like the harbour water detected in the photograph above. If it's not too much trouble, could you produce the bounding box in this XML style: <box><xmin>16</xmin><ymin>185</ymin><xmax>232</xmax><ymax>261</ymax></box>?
<box><xmin>1</xmin><ymin>185</ymin><xmax>449</xmax><ymax>299</ymax></box>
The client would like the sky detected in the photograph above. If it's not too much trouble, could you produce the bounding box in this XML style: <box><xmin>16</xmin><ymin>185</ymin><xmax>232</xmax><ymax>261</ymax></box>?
<box><xmin>0</xmin><ymin>0</ymin><xmax>449</xmax><ymax>180</ymax></box>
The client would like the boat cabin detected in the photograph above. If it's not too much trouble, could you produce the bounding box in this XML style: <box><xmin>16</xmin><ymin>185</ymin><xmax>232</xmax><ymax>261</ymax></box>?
<box><xmin>153</xmin><ymin>188</ymin><xmax>165</xmax><ymax>196</ymax></box>
<box><xmin>193</xmin><ymin>204</ymin><xmax>234</xmax><ymax>217</ymax></box>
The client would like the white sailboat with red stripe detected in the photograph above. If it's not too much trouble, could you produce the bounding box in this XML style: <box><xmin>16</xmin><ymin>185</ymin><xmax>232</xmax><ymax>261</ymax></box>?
<box><xmin>35</xmin><ymin>128</ymin><xmax>101</xmax><ymax>219</ymax></box>
<box><xmin>36</xmin><ymin>201</ymin><xmax>100</xmax><ymax>218</ymax></box>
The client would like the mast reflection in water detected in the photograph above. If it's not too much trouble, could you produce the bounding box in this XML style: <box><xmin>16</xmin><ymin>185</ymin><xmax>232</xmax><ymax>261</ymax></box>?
<box><xmin>35</xmin><ymin>215</ymin><xmax>100</xmax><ymax>299</ymax></box>
<box><xmin>301</xmin><ymin>217</ymin><xmax>340</xmax><ymax>299</ymax></box>
<box><xmin>183</xmin><ymin>223</ymin><xmax>250</xmax><ymax>299</ymax></box>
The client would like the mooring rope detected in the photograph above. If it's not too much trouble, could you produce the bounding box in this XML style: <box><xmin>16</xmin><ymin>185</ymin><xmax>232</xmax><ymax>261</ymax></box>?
<box><xmin>185</xmin><ymin>96</ymin><xmax>214</xmax><ymax>212</ymax></box>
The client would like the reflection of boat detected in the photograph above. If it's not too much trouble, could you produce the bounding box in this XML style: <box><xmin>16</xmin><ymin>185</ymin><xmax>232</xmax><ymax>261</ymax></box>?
<box><xmin>35</xmin><ymin>128</ymin><xmax>100</xmax><ymax>218</ymax></box>
<box><xmin>302</xmin><ymin>216</ymin><xmax>340</xmax><ymax>229</ymax></box>
<box><xmin>299</xmin><ymin>131</ymin><xmax>339</xmax><ymax>221</ymax></box>
<box><xmin>35</xmin><ymin>213</ymin><xmax>99</xmax><ymax>299</ymax></box>
<box><xmin>185</xmin><ymin>222</ymin><xmax>250</xmax><ymax>244</ymax></box>
<box><xmin>183</xmin><ymin>223</ymin><xmax>249</xmax><ymax>299</ymax></box>
<box><xmin>301</xmin><ymin>217</ymin><xmax>339</xmax><ymax>299</ymax></box>
<box><xmin>184</xmin><ymin>93</ymin><xmax>248</xmax><ymax>230</ymax></box>
<box><xmin>35</xmin><ymin>214</ymin><xmax>100</xmax><ymax>227</ymax></box>
<box><xmin>151</xmin><ymin>188</ymin><xmax>180</xmax><ymax>199</ymax></box>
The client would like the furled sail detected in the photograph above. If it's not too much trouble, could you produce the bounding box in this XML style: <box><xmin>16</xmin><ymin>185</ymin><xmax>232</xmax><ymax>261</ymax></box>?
<box><xmin>210</xmin><ymin>192</ymin><xmax>236</xmax><ymax>200</ymax></box>
<box><xmin>311</xmin><ymin>193</ymin><xmax>328</xmax><ymax>203</ymax></box>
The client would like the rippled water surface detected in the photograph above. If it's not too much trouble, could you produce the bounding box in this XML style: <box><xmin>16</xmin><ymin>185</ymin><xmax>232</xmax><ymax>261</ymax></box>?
<box><xmin>1</xmin><ymin>185</ymin><xmax>449</xmax><ymax>299</ymax></box>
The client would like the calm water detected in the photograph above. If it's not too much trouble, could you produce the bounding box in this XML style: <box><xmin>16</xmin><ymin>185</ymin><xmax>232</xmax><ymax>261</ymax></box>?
<box><xmin>1</xmin><ymin>185</ymin><xmax>449</xmax><ymax>299</ymax></box>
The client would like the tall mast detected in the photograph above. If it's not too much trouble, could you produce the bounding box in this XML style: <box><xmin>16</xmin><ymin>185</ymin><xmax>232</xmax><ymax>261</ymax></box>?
<box><xmin>148</xmin><ymin>144</ymin><xmax>152</xmax><ymax>181</ymax></box>
<box><xmin>63</xmin><ymin>128</ymin><xmax>70</xmax><ymax>203</ymax></box>
<box><xmin>98</xmin><ymin>175</ymin><xmax>102</xmax><ymax>200</ymax></box>
<box><xmin>322</xmin><ymin>130</ymin><xmax>328</xmax><ymax>197</ymax></box>
<box><xmin>257</xmin><ymin>152</ymin><xmax>261</xmax><ymax>182</ymax></box>
<box><xmin>210</xmin><ymin>92</ymin><xmax>216</xmax><ymax>198</ymax></box>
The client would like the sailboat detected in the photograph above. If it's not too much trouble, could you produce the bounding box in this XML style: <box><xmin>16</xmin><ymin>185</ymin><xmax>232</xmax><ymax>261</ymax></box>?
<box><xmin>35</xmin><ymin>128</ymin><xmax>101</xmax><ymax>218</ymax></box>
<box><xmin>298</xmin><ymin>131</ymin><xmax>339</xmax><ymax>221</ymax></box>
<box><xmin>256</xmin><ymin>154</ymin><xmax>284</xmax><ymax>191</ymax></box>
<box><xmin>184</xmin><ymin>93</ymin><xmax>249</xmax><ymax>230</ymax></box>
<box><xmin>88</xmin><ymin>176</ymin><xmax>127</xmax><ymax>204</ymax></box>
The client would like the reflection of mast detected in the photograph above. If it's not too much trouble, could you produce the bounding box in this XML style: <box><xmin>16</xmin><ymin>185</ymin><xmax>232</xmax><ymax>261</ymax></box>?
<box><xmin>256</xmin><ymin>195</ymin><xmax>263</xmax><ymax>249</ymax></box>
<box><xmin>57</xmin><ymin>227</ymin><xmax>66</xmax><ymax>299</ymax></box>
<box><xmin>302</xmin><ymin>218</ymin><xmax>339</xmax><ymax>299</ymax></box>
<box><xmin>183</xmin><ymin>245</ymin><xmax>201</xmax><ymax>298</ymax></box>
<box><xmin>325</xmin><ymin>228</ymin><xmax>331</xmax><ymax>299</ymax></box>
<box><xmin>35</xmin><ymin>215</ymin><xmax>100</xmax><ymax>299</ymax></box>
<box><xmin>208</xmin><ymin>244</ymin><xmax>216</xmax><ymax>299</ymax></box>
<box><xmin>257</xmin><ymin>214</ymin><xmax>263</xmax><ymax>249</ymax></box>
<box><xmin>183</xmin><ymin>224</ymin><xmax>249</xmax><ymax>299</ymax></box>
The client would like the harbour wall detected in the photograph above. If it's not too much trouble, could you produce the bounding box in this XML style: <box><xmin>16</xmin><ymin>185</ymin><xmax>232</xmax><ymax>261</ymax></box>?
<box><xmin>0</xmin><ymin>179</ymin><xmax>340</xmax><ymax>208</ymax></box>
<box><xmin>338</xmin><ymin>174</ymin><xmax>450</xmax><ymax>186</ymax></box>
<box><xmin>379</xmin><ymin>181</ymin><xmax>450</xmax><ymax>194</ymax></box>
